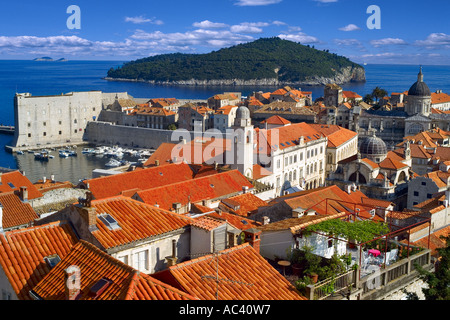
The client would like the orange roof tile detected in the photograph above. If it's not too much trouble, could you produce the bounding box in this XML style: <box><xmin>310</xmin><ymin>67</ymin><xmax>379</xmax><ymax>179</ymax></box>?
<box><xmin>0</xmin><ymin>192</ymin><xmax>39</xmax><ymax>229</ymax></box>
<box><xmin>215</xmin><ymin>105</ymin><xmax>236</xmax><ymax>115</ymax></box>
<box><xmin>0</xmin><ymin>170</ymin><xmax>43</xmax><ymax>200</ymax></box>
<box><xmin>191</xmin><ymin>216</ymin><xmax>226</xmax><ymax>231</ymax></box>
<box><xmin>31</xmin><ymin>240</ymin><xmax>197</xmax><ymax>300</ymax></box>
<box><xmin>261</xmin><ymin>115</ymin><xmax>291</xmax><ymax>125</ymax></box>
<box><xmin>135</xmin><ymin>170</ymin><xmax>253</xmax><ymax>211</ymax></box>
<box><xmin>308</xmin><ymin>124</ymin><xmax>357</xmax><ymax>148</ymax></box>
<box><xmin>379</xmin><ymin>157</ymin><xmax>408</xmax><ymax>170</ymax></box>
<box><xmin>85</xmin><ymin>163</ymin><xmax>196</xmax><ymax>200</ymax></box>
<box><xmin>207</xmin><ymin>211</ymin><xmax>261</xmax><ymax>231</ymax></box>
<box><xmin>431</xmin><ymin>92</ymin><xmax>450</xmax><ymax>105</ymax></box>
<box><xmin>219</xmin><ymin>193</ymin><xmax>267</xmax><ymax>217</ymax></box>
<box><xmin>89</xmin><ymin>197</ymin><xmax>194</xmax><ymax>250</ymax></box>
<box><xmin>343</xmin><ymin>91</ymin><xmax>362</xmax><ymax>99</ymax></box>
<box><xmin>361</xmin><ymin>158</ymin><xmax>379</xmax><ymax>169</ymax></box>
<box><xmin>153</xmin><ymin>243</ymin><xmax>306</xmax><ymax>300</ymax></box>
<box><xmin>0</xmin><ymin>221</ymin><xmax>79</xmax><ymax>300</ymax></box>
<box><xmin>252</xmin><ymin>164</ymin><xmax>272</xmax><ymax>180</ymax></box>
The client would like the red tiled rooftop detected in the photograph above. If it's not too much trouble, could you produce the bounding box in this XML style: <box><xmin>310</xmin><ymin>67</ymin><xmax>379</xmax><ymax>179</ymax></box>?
<box><xmin>308</xmin><ymin>124</ymin><xmax>357</xmax><ymax>148</ymax></box>
<box><xmin>31</xmin><ymin>240</ymin><xmax>197</xmax><ymax>300</ymax></box>
<box><xmin>89</xmin><ymin>197</ymin><xmax>194</xmax><ymax>250</ymax></box>
<box><xmin>261</xmin><ymin>115</ymin><xmax>291</xmax><ymax>125</ymax></box>
<box><xmin>207</xmin><ymin>211</ymin><xmax>261</xmax><ymax>231</ymax></box>
<box><xmin>134</xmin><ymin>170</ymin><xmax>253</xmax><ymax>211</ymax></box>
<box><xmin>0</xmin><ymin>170</ymin><xmax>43</xmax><ymax>200</ymax></box>
<box><xmin>84</xmin><ymin>163</ymin><xmax>196</xmax><ymax>199</ymax></box>
<box><xmin>219</xmin><ymin>193</ymin><xmax>267</xmax><ymax>217</ymax></box>
<box><xmin>0</xmin><ymin>192</ymin><xmax>39</xmax><ymax>229</ymax></box>
<box><xmin>0</xmin><ymin>221</ymin><xmax>79</xmax><ymax>300</ymax></box>
<box><xmin>153</xmin><ymin>243</ymin><xmax>306</xmax><ymax>300</ymax></box>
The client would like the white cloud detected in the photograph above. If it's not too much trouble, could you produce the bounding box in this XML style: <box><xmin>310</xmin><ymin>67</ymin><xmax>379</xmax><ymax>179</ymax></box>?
<box><xmin>415</xmin><ymin>33</ymin><xmax>450</xmax><ymax>48</ymax></box>
<box><xmin>192</xmin><ymin>20</ymin><xmax>228</xmax><ymax>29</ymax></box>
<box><xmin>278</xmin><ymin>32</ymin><xmax>320</xmax><ymax>44</ymax></box>
<box><xmin>370</xmin><ymin>38</ymin><xmax>407</xmax><ymax>47</ymax></box>
<box><xmin>125</xmin><ymin>16</ymin><xmax>163</xmax><ymax>25</ymax></box>
<box><xmin>230</xmin><ymin>25</ymin><xmax>264</xmax><ymax>34</ymax></box>
<box><xmin>272</xmin><ymin>20</ymin><xmax>287</xmax><ymax>26</ymax></box>
<box><xmin>334</xmin><ymin>38</ymin><xmax>362</xmax><ymax>46</ymax></box>
<box><xmin>339</xmin><ymin>24</ymin><xmax>360</xmax><ymax>32</ymax></box>
<box><xmin>234</xmin><ymin>0</ymin><xmax>282</xmax><ymax>6</ymax></box>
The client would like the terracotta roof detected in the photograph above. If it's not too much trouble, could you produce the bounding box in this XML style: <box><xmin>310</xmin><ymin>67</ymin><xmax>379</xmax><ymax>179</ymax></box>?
<box><xmin>256</xmin><ymin>122</ymin><xmax>324</xmax><ymax>154</ymax></box>
<box><xmin>215</xmin><ymin>105</ymin><xmax>236</xmax><ymax>115</ymax></box>
<box><xmin>271</xmin><ymin>88</ymin><xmax>288</xmax><ymax>96</ymax></box>
<box><xmin>0</xmin><ymin>171</ymin><xmax>43</xmax><ymax>200</ymax></box>
<box><xmin>152</xmin><ymin>243</ymin><xmax>306</xmax><ymax>300</ymax></box>
<box><xmin>410</xmin><ymin>225</ymin><xmax>450</xmax><ymax>256</ymax></box>
<box><xmin>0</xmin><ymin>221</ymin><xmax>79</xmax><ymax>300</ymax></box>
<box><xmin>423</xmin><ymin>171</ymin><xmax>450</xmax><ymax>189</ymax></box>
<box><xmin>219</xmin><ymin>193</ymin><xmax>267</xmax><ymax>217</ymax></box>
<box><xmin>308</xmin><ymin>124</ymin><xmax>357</xmax><ymax>148</ymax></box>
<box><xmin>207</xmin><ymin>211</ymin><xmax>261</xmax><ymax>231</ymax></box>
<box><xmin>261</xmin><ymin>115</ymin><xmax>291</xmax><ymax>125</ymax></box>
<box><xmin>135</xmin><ymin>106</ymin><xmax>175</xmax><ymax>116</ymax></box>
<box><xmin>343</xmin><ymin>91</ymin><xmax>362</xmax><ymax>99</ymax></box>
<box><xmin>252</xmin><ymin>164</ymin><xmax>272</xmax><ymax>180</ymax></box>
<box><xmin>90</xmin><ymin>197</ymin><xmax>194</xmax><ymax>250</ymax></box>
<box><xmin>431</xmin><ymin>92</ymin><xmax>450</xmax><ymax>105</ymax></box>
<box><xmin>361</xmin><ymin>158</ymin><xmax>379</xmax><ymax>169</ymax></box>
<box><xmin>379</xmin><ymin>157</ymin><xmax>408</xmax><ymax>170</ymax></box>
<box><xmin>31</xmin><ymin>240</ymin><xmax>197</xmax><ymax>300</ymax></box>
<box><xmin>145</xmin><ymin>138</ymin><xmax>231</xmax><ymax>166</ymax></box>
<box><xmin>211</xmin><ymin>93</ymin><xmax>239</xmax><ymax>101</ymax></box>
<box><xmin>255</xmin><ymin>102</ymin><xmax>316</xmax><ymax>116</ymax></box>
<box><xmin>0</xmin><ymin>192</ymin><xmax>39</xmax><ymax>229</ymax></box>
<box><xmin>134</xmin><ymin>170</ymin><xmax>253</xmax><ymax>211</ymax></box>
<box><xmin>34</xmin><ymin>179</ymin><xmax>73</xmax><ymax>192</ymax></box>
<box><xmin>191</xmin><ymin>216</ymin><xmax>226</xmax><ymax>231</ymax></box>
<box><xmin>84</xmin><ymin>163</ymin><xmax>196</xmax><ymax>200</ymax></box>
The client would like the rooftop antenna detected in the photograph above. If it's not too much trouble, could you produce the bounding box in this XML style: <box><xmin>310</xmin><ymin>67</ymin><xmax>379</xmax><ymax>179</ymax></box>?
<box><xmin>190</xmin><ymin>250</ymin><xmax>253</xmax><ymax>300</ymax></box>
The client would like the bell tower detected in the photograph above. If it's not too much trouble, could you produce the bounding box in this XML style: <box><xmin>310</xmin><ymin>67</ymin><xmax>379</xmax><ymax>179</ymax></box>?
<box><xmin>231</xmin><ymin>106</ymin><xmax>253</xmax><ymax>179</ymax></box>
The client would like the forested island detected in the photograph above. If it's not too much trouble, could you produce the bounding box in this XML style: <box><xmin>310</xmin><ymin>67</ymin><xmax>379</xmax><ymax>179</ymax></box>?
<box><xmin>105</xmin><ymin>37</ymin><xmax>365</xmax><ymax>86</ymax></box>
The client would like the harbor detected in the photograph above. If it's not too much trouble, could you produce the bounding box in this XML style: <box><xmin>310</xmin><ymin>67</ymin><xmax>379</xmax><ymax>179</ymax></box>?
<box><xmin>11</xmin><ymin>143</ymin><xmax>155</xmax><ymax>184</ymax></box>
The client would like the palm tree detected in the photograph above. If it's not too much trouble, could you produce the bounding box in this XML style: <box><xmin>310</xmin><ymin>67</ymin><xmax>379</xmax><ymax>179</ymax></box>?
<box><xmin>363</xmin><ymin>94</ymin><xmax>374</xmax><ymax>104</ymax></box>
<box><xmin>371</xmin><ymin>87</ymin><xmax>388</xmax><ymax>104</ymax></box>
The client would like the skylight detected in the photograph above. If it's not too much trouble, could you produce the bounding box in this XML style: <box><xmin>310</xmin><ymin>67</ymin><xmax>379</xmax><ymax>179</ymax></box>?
<box><xmin>99</xmin><ymin>214</ymin><xmax>121</xmax><ymax>230</ymax></box>
<box><xmin>44</xmin><ymin>254</ymin><xmax>61</xmax><ymax>269</ymax></box>
<box><xmin>7</xmin><ymin>182</ymin><xmax>15</xmax><ymax>189</ymax></box>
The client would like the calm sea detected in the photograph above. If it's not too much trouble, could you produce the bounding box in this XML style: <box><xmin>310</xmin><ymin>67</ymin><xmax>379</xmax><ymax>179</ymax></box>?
<box><xmin>0</xmin><ymin>60</ymin><xmax>449</xmax><ymax>183</ymax></box>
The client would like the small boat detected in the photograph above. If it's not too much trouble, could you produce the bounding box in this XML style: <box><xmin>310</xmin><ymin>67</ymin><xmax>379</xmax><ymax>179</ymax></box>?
<box><xmin>82</xmin><ymin>148</ymin><xmax>94</xmax><ymax>154</ymax></box>
<box><xmin>59</xmin><ymin>150</ymin><xmax>70</xmax><ymax>158</ymax></box>
<box><xmin>105</xmin><ymin>159</ymin><xmax>121</xmax><ymax>168</ymax></box>
<box><xmin>16</xmin><ymin>151</ymin><xmax>24</xmax><ymax>155</ymax></box>
<box><xmin>34</xmin><ymin>152</ymin><xmax>49</xmax><ymax>161</ymax></box>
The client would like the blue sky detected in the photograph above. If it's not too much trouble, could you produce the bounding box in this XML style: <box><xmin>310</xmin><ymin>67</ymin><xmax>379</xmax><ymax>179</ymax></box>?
<box><xmin>0</xmin><ymin>0</ymin><xmax>449</xmax><ymax>64</ymax></box>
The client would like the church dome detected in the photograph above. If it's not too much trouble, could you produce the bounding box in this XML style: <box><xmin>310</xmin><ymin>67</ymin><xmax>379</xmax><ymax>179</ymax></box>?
<box><xmin>236</xmin><ymin>106</ymin><xmax>250</xmax><ymax>119</ymax></box>
<box><xmin>360</xmin><ymin>134</ymin><xmax>387</xmax><ymax>162</ymax></box>
<box><xmin>408</xmin><ymin>67</ymin><xmax>431</xmax><ymax>96</ymax></box>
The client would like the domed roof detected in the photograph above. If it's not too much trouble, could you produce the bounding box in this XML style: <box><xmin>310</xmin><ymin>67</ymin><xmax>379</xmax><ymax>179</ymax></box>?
<box><xmin>408</xmin><ymin>67</ymin><xmax>431</xmax><ymax>96</ymax></box>
<box><xmin>360</xmin><ymin>134</ymin><xmax>387</xmax><ymax>157</ymax></box>
<box><xmin>236</xmin><ymin>106</ymin><xmax>250</xmax><ymax>119</ymax></box>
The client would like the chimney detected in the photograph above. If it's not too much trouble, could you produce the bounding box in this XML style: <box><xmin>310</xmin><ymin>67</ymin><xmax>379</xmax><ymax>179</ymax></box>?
<box><xmin>65</xmin><ymin>266</ymin><xmax>81</xmax><ymax>300</ymax></box>
<box><xmin>243</xmin><ymin>228</ymin><xmax>262</xmax><ymax>253</ymax></box>
<box><xmin>242</xmin><ymin>186</ymin><xmax>249</xmax><ymax>194</ymax></box>
<box><xmin>263</xmin><ymin>216</ymin><xmax>270</xmax><ymax>225</ymax></box>
<box><xmin>155</xmin><ymin>160</ymin><xmax>160</xmax><ymax>166</ymax></box>
<box><xmin>77</xmin><ymin>192</ymin><xmax>97</xmax><ymax>231</ymax></box>
<box><xmin>166</xmin><ymin>239</ymin><xmax>178</xmax><ymax>267</ymax></box>
<box><xmin>43</xmin><ymin>176</ymin><xmax>46</xmax><ymax>184</ymax></box>
<box><xmin>50</xmin><ymin>174</ymin><xmax>55</xmax><ymax>182</ymax></box>
<box><xmin>20</xmin><ymin>186</ymin><xmax>28</xmax><ymax>202</ymax></box>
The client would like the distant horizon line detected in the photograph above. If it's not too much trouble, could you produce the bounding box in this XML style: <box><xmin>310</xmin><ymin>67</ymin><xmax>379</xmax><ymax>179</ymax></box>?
<box><xmin>0</xmin><ymin>59</ymin><xmax>449</xmax><ymax>67</ymax></box>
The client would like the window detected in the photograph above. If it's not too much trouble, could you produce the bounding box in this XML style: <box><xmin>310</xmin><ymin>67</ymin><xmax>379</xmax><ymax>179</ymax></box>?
<box><xmin>134</xmin><ymin>250</ymin><xmax>149</xmax><ymax>271</ymax></box>
<box><xmin>99</xmin><ymin>214</ymin><xmax>120</xmax><ymax>230</ymax></box>
<box><xmin>300</xmin><ymin>153</ymin><xmax>303</xmax><ymax>161</ymax></box>
<box><xmin>59</xmin><ymin>131</ymin><xmax>62</xmax><ymax>135</ymax></box>
<box><xmin>2</xmin><ymin>290</ymin><xmax>11</xmax><ymax>300</ymax></box>
<box><xmin>427</xmin><ymin>194</ymin><xmax>432</xmax><ymax>199</ymax></box>
<box><xmin>43</xmin><ymin>122</ymin><xmax>46</xmax><ymax>126</ymax></box>
<box><xmin>277</xmin><ymin>159</ymin><xmax>280</xmax><ymax>169</ymax></box>
<box><xmin>421</xmin><ymin>182</ymin><xmax>426</xmax><ymax>186</ymax></box>
<box><xmin>28</xmin><ymin>133</ymin><xmax>31</xmax><ymax>138</ymax></box>
<box><xmin>294</xmin><ymin>155</ymin><xmax>297</xmax><ymax>163</ymax></box>
<box><xmin>74</xmin><ymin>130</ymin><xmax>77</xmax><ymax>133</ymax></box>
<box><xmin>43</xmin><ymin>132</ymin><xmax>46</xmax><ymax>136</ymax></box>
<box><xmin>414</xmin><ymin>191</ymin><xmax>419</xmax><ymax>197</ymax></box>
<box><xmin>59</xmin><ymin>121</ymin><xmax>62</xmax><ymax>125</ymax></box>
<box><xmin>118</xmin><ymin>255</ymin><xmax>129</xmax><ymax>265</ymax></box>
<box><xmin>285</xmin><ymin>157</ymin><xmax>288</xmax><ymax>166</ymax></box>
<box><xmin>328</xmin><ymin>239</ymin><xmax>333</xmax><ymax>248</ymax></box>
<box><xmin>27</xmin><ymin>123</ymin><xmax>31</xmax><ymax>127</ymax></box>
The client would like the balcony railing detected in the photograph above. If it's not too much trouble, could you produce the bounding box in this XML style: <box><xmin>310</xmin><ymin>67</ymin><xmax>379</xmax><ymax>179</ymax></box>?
<box><xmin>305</xmin><ymin>249</ymin><xmax>432</xmax><ymax>300</ymax></box>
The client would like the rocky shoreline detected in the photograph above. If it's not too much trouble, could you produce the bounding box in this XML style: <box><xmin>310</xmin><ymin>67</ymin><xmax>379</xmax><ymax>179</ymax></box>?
<box><xmin>104</xmin><ymin>66</ymin><xmax>366</xmax><ymax>87</ymax></box>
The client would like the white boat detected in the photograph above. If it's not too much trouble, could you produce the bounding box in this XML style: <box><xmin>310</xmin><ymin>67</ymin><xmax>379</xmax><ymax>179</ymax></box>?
<box><xmin>105</xmin><ymin>159</ymin><xmax>121</xmax><ymax>167</ymax></box>
<box><xmin>16</xmin><ymin>151</ymin><xmax>24</xmax><ymax>155</ymax></box>
<box><xmin>59</xmin><ymin>150</ymin><xmax>69</xmax><ymax>158</ymax></box>
<box><xmin>82</xmin><ymin>148</ymin><xmax>94</xmax><ymax>154</ymax></box>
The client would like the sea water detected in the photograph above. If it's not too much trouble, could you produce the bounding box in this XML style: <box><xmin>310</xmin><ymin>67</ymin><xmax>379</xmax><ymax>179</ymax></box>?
<box><xmin>0</xmin><ymin>60</ymin><xmax>449</xmax><ymax>183</ymax></box>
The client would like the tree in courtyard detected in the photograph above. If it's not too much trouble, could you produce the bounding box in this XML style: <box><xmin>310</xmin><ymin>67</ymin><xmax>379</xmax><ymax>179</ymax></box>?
<box><xmin>415</xmin><ymin>235</ymin><xmax>450</xmax><ymax>300</ymax></box>
<box><xmin>371</xmin><ymin>87</ymin><xmax>388</xmax><ymax>104</ymax></box>
<box><xmin>363</xmin><ymin>94</ymin><xmax>374</xmax><ymax>104</ymax></box>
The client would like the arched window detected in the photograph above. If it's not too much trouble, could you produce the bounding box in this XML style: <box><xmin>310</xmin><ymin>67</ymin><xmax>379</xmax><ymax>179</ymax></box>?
<box><xmin>293</xmin><ymin>170</ymin><xmax>297</xmax><ymax>182</ymax></box>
